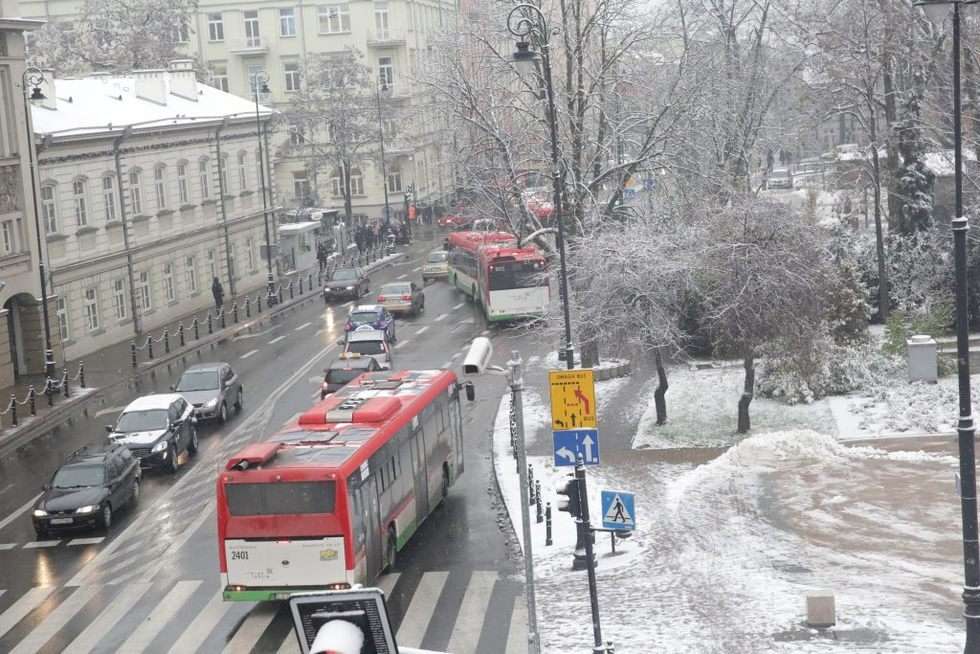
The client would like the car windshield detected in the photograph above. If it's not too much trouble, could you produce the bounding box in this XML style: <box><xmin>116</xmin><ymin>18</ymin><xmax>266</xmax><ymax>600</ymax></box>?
<box><xmin>332</xmin><ymin>269</ymin><xmax>358</xmax><ymax>281</ymax></box>
<box><xmin>347</xmin><ymin>341</ymin><xmax>384</xmax><ymax>355</ymax></box>
<box><xmin>350</xmin><ymin>311</ymin><xmax>378</xmax><ymax>324</ymax></box>
<box><xmin>51</xmin><ymin>463</ymin><xmax>104</xmax><ymax>488</ymax></box>
<box><xmin>381</xmin><ymin>283</ymin><xmax>411</xmax><ymax>296</ymax></box>
<box><xmin>176</xmin><ymin>370</ymin><xmax>219</xmax><ymax>392</ymax></box>
<box><xmin>115</xmin><ymin>409</ymin><xmax>169</xmax><ymax>432</ymax></box>
<box><xmin>327</xmin><ymin>368</ymin><xmax>363</xmax><ymax>385</ymax></box>
<box><xmin>427</xmin><ymin>252</ymin><xmax>447</xmax><ymax>263</ymax></box>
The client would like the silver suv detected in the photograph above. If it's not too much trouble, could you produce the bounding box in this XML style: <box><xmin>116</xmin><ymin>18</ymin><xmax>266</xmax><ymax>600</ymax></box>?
<box><xmin>174</xmin><ymin>362</ymin><xmax>244</xmax><ymax>424</ymax></box>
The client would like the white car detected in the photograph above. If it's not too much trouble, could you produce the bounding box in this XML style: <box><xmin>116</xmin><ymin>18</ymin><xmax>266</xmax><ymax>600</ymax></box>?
<box><xmin>422</xmin><ymin>250</ymin><xmax>449</xmax><ymax>282</ymax></box>
<box><xmin>343</xmin><ymin>325</ymin><xmax>393</xmax><ymax>370</ymax></box>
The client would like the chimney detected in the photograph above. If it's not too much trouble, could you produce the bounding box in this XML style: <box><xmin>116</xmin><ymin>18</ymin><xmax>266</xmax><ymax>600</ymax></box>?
<box><xmin>168</xmin><ymin>60</ymin><xmax>199</xmax><ymax>101</ymax></box>
<box><xmin>36</xmin><ymin>69</ymin><xmax>56</xmax><ymax>110</ymax></box>
<box><xmin>133</xmin><ymin>69</ymin><xmax>168</xmax><ymax>105</ymax></box>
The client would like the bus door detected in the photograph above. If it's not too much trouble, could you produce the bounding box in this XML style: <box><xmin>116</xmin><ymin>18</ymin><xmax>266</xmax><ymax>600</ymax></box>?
<box><xmin>357</xmin><ymin>479</ymin><xmax>383</xmax><ymax>579</ymax></box>
<box><xmin>451</xmin><ymin>393</ymin><xmax>464</xmax><ymax>476</ymax></box>
<box><xmin>411</xmin><ymin>417</ymin><xmax>429</xmax><ymax>517</ymax></box>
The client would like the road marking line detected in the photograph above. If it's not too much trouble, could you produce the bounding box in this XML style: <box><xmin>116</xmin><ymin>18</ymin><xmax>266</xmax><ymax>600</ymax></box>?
<box><xmin>68</xmin><ymin>537</ymin><xmax>105</xmax><ymax>546</ymax></box>
<box><xmin>435</xmin><ymin>312</ymin><xmax>448</xmax><ymax>322</ymax></box>
<box><xmin>0</xmin><ymin>543</ymin><xmax>16</xmax><ymax>550</ymax></box>
<box><xmin>395</xmin><ymin>339</ymin><xmax>411</xmax><ymax>350</ymax></box>
<box><xmin>451</xmin><ymin>352</ymin><xmax>462</xmax><ymax>360</ymax></box>
<box><xmin>166</xmin><ymin>588</ymin><xmax>233</xmax><ymax>654</ymax></box>
<box><xmin>447</xmin><ymin>571</ymin><xmax>497</xmax><ymax>653</ymax></box>
<box><xmin>269</xmin><ymin>335</ymin><xmax>287</xmax><ymax>345</ymax></box>
<box><xmin>481</xmin><ymin>329</ymin><xmax>490</xmax><ymax>336</ymax></box>
<box><xmin>64</xmin><ymin>582</ymin><xmax>153</xmax><ymax>654</ymax></box>
<box><xmin>396</xmin><ymin>571</ymin><xmax>449</xmax><ymax>648</ymax></box>
<box><xmin>118</xmin><ymin>580</ymin><xmax>202</xmax><ymax>653</ymax></box>
<box><xmin>453</xmin><ymin>302</ymin><xmax>465</xmax><ymax>310</ymax></box>
<box><xmin>415</xmin><ymin>326</ymin><xmax>429</xmax><ymax>335</ymax></box>
<box><xmin>94</xmin><ymin>405</ymin><xmax>127</xmax><ymax>418</ymax></box>
<box><xmin>160</xmin><ymin>501</ymin><xmax>213</xmax><ymax>560</ymax></box>
<box><xmin>0</xmin><ymin>586</ymin><xmax>56</xmax><ymax>640</ymax></box>
<box><xmin>505</xmin><ymin>595</ymin><xmax>529</xmax><ymax>654</ymax></box>
<box><xmin>222</xmin><ymin>603</ymin><xmax>279</xmax><ymax>653</ymax></box>
<box><xmin>397</xmin><ymin>273</ymin><xmax>408</xmax><ymax>279</ymax></box>
<box><xmin>276</xmin><ymin>631</ymin><xmax>301</xmax><ymax>654</ymax></box>
<box><xmin>0</xmin><ymin>492</ymin><xmax>43</xmax><ymax>532</ymax></box>
<box><xmin>240</xmin><ymin>348</ymin><xmax>259</xmax><ymax>360</ymax></box>
<box><xmin>378</xmin><ymin>572</ymin><xmax>400</xmax><ymax>597</ymax></box>
<box><xmin>295</xmin><ymin>321</ymin><xmax>313</xmax><ymax>331</ymax></box>
<box><xmin>10</xmin><ymin>585</ymin><xmax>99</xmax><ymax>654</ymax></box>
<box><xmin>23</xmin><ymin>540</ymin><xmax>60</xmax><ymax>548</ymax></box>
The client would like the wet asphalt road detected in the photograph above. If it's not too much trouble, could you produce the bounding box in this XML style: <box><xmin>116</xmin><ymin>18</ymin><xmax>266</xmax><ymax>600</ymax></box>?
<box><xmin>0</xmin><ymin>235</ymin><xmax>527</xmax><ymax>653</ymax></box>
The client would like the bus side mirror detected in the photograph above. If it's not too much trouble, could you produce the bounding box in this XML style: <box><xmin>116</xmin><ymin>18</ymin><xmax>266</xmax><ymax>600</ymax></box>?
<box><xmin>464</xmin><ymin>382</ymin><xmax>475</xmax><ymax>402</ymax></box>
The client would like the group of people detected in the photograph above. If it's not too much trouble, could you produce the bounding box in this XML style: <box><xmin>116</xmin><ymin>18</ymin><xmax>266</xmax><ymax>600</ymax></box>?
<box><xmin>354</xmin><ymin>222</ymin><xmax>410</xmax><ymax>254</ymax></box>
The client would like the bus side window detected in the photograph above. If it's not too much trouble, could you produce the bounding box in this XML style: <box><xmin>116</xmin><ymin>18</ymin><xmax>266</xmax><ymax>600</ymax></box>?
<box><xmin>348</xmin><ymin>480</ymin><xmax>365</xmax><ymax>551</ymax></box>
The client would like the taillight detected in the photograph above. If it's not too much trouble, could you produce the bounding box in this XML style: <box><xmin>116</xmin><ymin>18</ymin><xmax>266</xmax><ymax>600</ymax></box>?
<box><xmin>377</xmin><ymin>296</ymin><xmax>385</xmax><ymax>302</ymax></box>
<box><xmin>401</xmin><ymin>295</ymin><xmax>411</xmax><ymax>301</ymax></box>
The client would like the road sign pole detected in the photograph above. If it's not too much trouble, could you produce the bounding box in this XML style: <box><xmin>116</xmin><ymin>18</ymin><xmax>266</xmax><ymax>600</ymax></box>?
<box><xmin>575</xmin><ymin>452</ymin><xmax>604</xmax><ymax>652</ymax></box>
<box><xmin>510</xmin><ymin>351</ymin><xmax>541</xmax><ymax>654</ymax></box>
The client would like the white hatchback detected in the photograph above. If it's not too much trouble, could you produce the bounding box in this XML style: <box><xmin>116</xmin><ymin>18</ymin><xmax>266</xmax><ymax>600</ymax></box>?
<box><xmin>343</xmin><ymin>325</ymin><xmax>393</xmax><ymax>370</ymax></box>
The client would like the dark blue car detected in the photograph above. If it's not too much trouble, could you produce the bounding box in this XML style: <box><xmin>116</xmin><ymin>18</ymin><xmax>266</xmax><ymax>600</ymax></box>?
<box><xmin>344</xmin><ymin>304</ymin><xmax>396</xmax><ymax>342</ymax></box>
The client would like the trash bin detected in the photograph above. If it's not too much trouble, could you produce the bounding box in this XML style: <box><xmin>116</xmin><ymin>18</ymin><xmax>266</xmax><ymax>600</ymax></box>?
<box><xmin>907</xmin><ymin>334</ymin><xmax>938</xmax><ymax>383</ymax></box>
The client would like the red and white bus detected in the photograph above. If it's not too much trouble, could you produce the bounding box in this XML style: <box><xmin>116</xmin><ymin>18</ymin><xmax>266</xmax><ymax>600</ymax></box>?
<box><xmin>447</xmin><ymin>230</ymin><xmax>550</xmax><ymax>322</ymax></box>
<box><xmin>217</xmin><ymin>369</ymin><xmax>465</xmax><ymax>601</ymax></box>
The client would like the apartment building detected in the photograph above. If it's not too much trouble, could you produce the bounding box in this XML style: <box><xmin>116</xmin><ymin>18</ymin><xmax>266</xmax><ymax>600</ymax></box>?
<box><xmin>22</xmin><ymin>0</ymin><xmax>458</xmax><ymax>224</ymax></box>
<box><xmin>30</xmin><ymin>63</ymin><xmax>276</xmax><ymax>361</ymax></box>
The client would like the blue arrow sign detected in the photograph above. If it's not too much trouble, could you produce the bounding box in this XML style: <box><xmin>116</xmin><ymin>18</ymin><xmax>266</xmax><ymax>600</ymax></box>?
<box><xmin>601</xmin><ymin>490</ymin><xmax>635</xmax><ymax>530</ymax></box>
<box><xmin>552</xmin><ymin>429</ymin><xmax>599</xmax><ymax>467</ymax></box>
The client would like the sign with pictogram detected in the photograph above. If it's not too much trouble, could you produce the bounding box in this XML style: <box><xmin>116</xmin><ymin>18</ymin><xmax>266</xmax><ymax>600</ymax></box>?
<box><xmin>552</xmin><ymin>429</ymin><xmax>599</xmax><ymax>467</ymax></box>
<box><xmin>600</xmin><ymin>490</ymin><xmax>635</xmax><ymax>530</ymax></box>
<box><xmin>548</xmin><ymin>369</ymin><xmax>596</xmax><ymax>431</ymax></box>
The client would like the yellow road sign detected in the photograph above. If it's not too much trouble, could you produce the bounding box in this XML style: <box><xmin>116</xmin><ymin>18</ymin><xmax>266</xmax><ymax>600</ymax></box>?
<box><xmin>549</xmin><ymin>369</ymin><xmax>597</xmax><ymax>430</ymax></box>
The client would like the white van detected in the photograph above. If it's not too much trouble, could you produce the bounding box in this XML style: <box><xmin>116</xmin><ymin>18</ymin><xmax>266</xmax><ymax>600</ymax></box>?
<box><xmin>343</xmin><ymin>325</ymin><xmax>393</xmax><ymax>370</ymax></box>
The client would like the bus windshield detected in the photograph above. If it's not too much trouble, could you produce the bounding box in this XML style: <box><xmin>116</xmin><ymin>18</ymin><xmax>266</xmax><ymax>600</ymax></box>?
<box><xmin>489</xmin><ymin>260</ymin><xmax>546</xmax><ymax>291</ymax></box>
<box><xmin>225</xmin><ymin>481</ymin><xmax>336</xmax><ymax>516</ymax></box>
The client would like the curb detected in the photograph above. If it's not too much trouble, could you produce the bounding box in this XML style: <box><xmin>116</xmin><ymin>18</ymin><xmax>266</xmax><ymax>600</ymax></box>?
<box><xmin>592</xmin><ymin>359</ymin><xmax>631</xmax><ymax>381</ymax></box>
<box><xmin>0</xmin><ymin>252</ymin><xmax>406</xmax><ymax>458</ymax></box>
<box><xmin>489</xmin><ymin>391</ymin><xmax>525</xmax><ymax>556</ymax></box>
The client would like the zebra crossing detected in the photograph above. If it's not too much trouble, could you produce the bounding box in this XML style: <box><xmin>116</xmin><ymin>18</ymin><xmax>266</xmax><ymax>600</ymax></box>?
<box><xmin>0</xmin><ymin>568</ymin><xmax>527</xmax><ymax>654</ymax></box>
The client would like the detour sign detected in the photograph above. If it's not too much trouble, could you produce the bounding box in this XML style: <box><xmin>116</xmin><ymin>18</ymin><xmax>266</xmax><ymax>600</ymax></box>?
<box><xmin>548</xmin><ymin>369</ymin><xmax>596</xmax><ymax>431</ymax></box>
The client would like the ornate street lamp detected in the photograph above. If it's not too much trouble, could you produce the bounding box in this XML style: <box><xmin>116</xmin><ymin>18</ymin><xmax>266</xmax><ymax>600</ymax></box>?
<box><xmin>250</xmin><ymin>71</ymin><xmax>278</xmax><ymax>307</ymax></box>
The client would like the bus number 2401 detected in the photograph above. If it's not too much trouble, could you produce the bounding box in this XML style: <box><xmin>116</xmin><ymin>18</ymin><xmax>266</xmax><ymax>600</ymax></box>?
<box><xmin>231</xmin><ymin>550</ymin><xmax>249</xmax><ymax>561</ymax></box>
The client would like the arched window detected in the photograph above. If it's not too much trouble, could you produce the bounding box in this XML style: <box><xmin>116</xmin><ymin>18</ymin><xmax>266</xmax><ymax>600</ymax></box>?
<box><xmin>72</xmin><ymin>177</ymin><xmax>88</xmax><ymax>227</ymax></box>
<box><xmin>154</xmin><ymin>164</ymin><xmax>168</xmax><ymax>209</ymax></box>
<box><xmin>40</xmin><ymin>182</ymin><xmax>58</xmax><ymax>233</ymax></box>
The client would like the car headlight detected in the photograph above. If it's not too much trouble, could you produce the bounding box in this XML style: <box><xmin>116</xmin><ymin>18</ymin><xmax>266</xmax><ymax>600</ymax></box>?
<box><xmin>151</xmin><ymin>440</ymin><xmax>169</xmax><ymax>453</ymax></box>
<box><xmin>75</xmin><ymin>505</ymin><xmax>98</xmax><ymax>514</ymax></box>
<box><xmin>205</xmin><ymin>398</ymin><xmax>219</xmax><ymax>409</ymax></box>
<box><xmin>33</xmin><ymin>509</ymin><xmax>48</xmax><ymax>517</ymax></box>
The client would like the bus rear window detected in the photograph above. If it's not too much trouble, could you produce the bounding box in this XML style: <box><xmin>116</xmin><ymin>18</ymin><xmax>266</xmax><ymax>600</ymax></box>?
<box><xmin>489</xmin><ymin>260</ymin><xmax>546</xmax><ymax>290</ymax></box>
<box><xmin>225</xmin><ymin>481</ymin><xmax>336</xmax><ymax>516</ymax></box>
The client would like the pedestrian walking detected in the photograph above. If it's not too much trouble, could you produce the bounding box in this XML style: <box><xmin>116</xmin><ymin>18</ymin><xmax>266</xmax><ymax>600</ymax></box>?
<box><xmin>211</xmin><ymin>277</ymin><xmax>225</xmax><ymax>311</ymax></box>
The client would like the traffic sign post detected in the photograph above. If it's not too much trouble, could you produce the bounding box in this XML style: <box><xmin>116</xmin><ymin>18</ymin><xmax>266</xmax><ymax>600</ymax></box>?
<box><xmin>553</xmin><ymin>428</ymin><xmax>599</xmax><ymax>466</ymax></box>
<box><xmin>600</xmin><ymin>491</ymin><xmax>635</xmax><ymax>531</ymax></box>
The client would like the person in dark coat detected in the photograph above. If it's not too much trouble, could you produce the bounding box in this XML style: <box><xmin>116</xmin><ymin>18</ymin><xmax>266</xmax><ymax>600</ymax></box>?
<box><xmin>211</xmin><ymin>277</ymin><xmax>224</xmax><ymax>311</ymax></box>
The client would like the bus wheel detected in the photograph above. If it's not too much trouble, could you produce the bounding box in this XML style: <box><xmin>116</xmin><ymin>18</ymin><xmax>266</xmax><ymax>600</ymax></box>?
<box><xmin>385</xmin><ymin>526</ymin><xmax>397</xmax><ymax>571</ymax></box>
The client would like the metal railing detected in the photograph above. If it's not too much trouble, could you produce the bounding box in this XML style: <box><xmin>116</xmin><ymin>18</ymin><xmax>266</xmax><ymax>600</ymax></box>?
<box><xmin>0</xmin><ymin>360</ymin><xmax>86</xmax><ymax>429</ymax></box>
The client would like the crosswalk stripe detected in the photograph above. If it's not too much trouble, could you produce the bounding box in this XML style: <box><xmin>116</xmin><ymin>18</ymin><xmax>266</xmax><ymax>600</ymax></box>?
<box><xmin>22</xmin><ymin>540</ymin><xmax>59</xmax><ymax>549</ymax></box>
<box><xmin>276</xmin><ymin>631</ymin><xmax>301</xmax><ymax>654</ymax></box>
<box><xmin>447</xmin><ymin>571</ymin><xmax>497</xmax><ymax>654</ymax></box>
<box><xmin>0</xmin><ymin>543</ymin><xmax>16</xmax><ymax>550</ymax></box>
<box><xmin>67</xmin><ymin>537</ymin><xmax>105</xmax><ymax>546</ymax></box>
<box><xmin>0</xmin><ymin>586</ymin><xmax>55</xmax><ymax>640</ymax></box>
<box><xmin>505</xmin><ymin>595</ymin><xmax>529</xmax><ymax>654</ymax></box>
<box><xmin>166</xmin><ymin>589</ymin><xmax>231</xmax><ymax>654</ymax></box>
<box><xmin>117</xmin><ymin>580</ymin><xmax>202</xmax><ymax>653</ymax></box>
<box><xmin>396</xmin><ymin>571</ymin><xmax>449</xmax><ymax>648</ymax></box>
<box><xmin>10</xmin><ymin>585</ymin><xmax>98</xmax><ymax>654</ymax></box>
<box><xmin>64</xmin><ymin>582</ymin><xmax>153</xmax><ymax>654</ymax></box>
<box><xmin>222</xmin><ymin>603</ymin><xmax>278</xmax><ymax>654</ymax></box>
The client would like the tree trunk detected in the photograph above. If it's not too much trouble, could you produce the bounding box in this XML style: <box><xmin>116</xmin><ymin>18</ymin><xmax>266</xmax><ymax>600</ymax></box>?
<box><xmin>654</xmin><ymin>347</ymin><xmax>668</xmax><ymax>426</ymax></box>
<box><xmin>736</xmin><ymin>353</ymin><xmax>755</xmax><ymax>434</ymax></box>
<box><xmin>580</xmin><ymin>339</ymin><xmax>599</xmax><ymax>368</ymax></box>
<box><xmin>342</xmin><ymin>160</ymin><xmax>354</xmax><ymax>224</ymax></box>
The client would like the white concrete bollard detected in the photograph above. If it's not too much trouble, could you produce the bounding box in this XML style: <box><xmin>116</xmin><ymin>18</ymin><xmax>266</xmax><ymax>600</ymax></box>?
<box><xmin>806</xmin><ymin>592</ymin><xmax>836</xmax><ymax>628</ymax></box>
<box><xmin>907</xmin><ymin>334</ymin><xmax>938</xmax><ymax>383</ymax></box>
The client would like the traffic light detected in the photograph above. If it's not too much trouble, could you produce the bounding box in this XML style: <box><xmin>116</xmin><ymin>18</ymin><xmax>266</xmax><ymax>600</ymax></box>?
<box><xmin>556</xmin><ymin>476</ymin><xmax>581</xmax><ymax>518</ymax></box>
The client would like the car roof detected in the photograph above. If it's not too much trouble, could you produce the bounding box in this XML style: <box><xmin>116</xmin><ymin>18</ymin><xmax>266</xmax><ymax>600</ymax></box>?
<box><xmin>123</xmin><ymin>393</ymin><xmax>183</xmax><ymax>412</ymax></box>
<box><xmin>182</xmin><ymin>362</ymin><xmax>226</xmax><ymax>373</ymax></box>
<box><xmin>351</xmin><ymin>304</ymin><xmax>381</xmax><ymax>313</ymax></box>
<box><xmin>328</xmin><ymin>356</ymin><xmax>377</xmax><ymax>370</ymax></box>
<box><xmin>347</xmin><ymin>326</ymin><xmax>386</xmax><ymax>342</ymax></box>
<box><xmin>65</xmin><ymin>444</ymin><xmax>119</xmax><ymax>464</ymax></box>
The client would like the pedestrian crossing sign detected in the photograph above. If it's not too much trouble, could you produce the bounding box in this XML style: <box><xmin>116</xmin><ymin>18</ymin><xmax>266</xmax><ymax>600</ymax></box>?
<box><xmin>600</xmin><ymin>490</ymin><xmax>635</xmax><ymax>530</ymax></box>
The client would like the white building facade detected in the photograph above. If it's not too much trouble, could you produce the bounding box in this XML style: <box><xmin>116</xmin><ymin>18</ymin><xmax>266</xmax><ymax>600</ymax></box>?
<box><xmin>31</xmin><ymin>63</ymin><xmax>277</xmax><ymax>361</ymax></box>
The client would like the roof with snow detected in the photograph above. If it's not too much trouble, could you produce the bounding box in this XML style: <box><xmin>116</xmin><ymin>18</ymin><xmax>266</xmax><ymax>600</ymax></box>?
<box><xmin>922</xmin><ymin>149</ymin><xmax>978</xmax><ymax>177</ymax></box>
<box><xmin>31</xmin><ymin>66</ymin><xmax>274</xmax><ymax>140</ymax></box>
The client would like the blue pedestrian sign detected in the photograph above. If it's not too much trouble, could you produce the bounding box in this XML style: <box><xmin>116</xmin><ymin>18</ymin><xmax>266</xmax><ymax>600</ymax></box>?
<box><xmin>552</xmin><ymin>429</ymin><xmax>599</xmax><ymax>467</ymax></box>
<box><xmin>601</xmin><ymin>490</ymin><xmax>635</xmax><ymax>530</ymax></box>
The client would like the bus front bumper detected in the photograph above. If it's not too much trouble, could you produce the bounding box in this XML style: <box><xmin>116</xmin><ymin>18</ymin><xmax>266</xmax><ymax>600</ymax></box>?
<box><xmin>223</xmin><ymin>583</ymin><xmax>352</xmax><ymax>602</ymax></box>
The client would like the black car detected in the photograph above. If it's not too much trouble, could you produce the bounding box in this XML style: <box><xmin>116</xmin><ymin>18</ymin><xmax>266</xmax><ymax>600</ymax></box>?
<box><xmin>323</xmin><ymin>267</ymin><xmax>370</xmax><ymax>302</ymax></box>
<box><xmin>321</xmin><ymin>355</ymin><xmax>382</xmax><ymax>399</ymax></box>
<box><xmin>32</xmin><ymin>444</ymin><xmax>141</xmax><ymax>537</ymax></box>
<box><xmin>107</xmin><ymin>393</ymin><xmax>198</xmax><ymax>474</ymax></box>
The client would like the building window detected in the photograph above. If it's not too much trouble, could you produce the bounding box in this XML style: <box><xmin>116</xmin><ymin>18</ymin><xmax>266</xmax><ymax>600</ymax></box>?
<box><xmin>238</xmin><ymin>152</ymin><xmax>248</xmax><ymax>190</ymax></box>
<box><xmin>211</xmin><ymin>63</ymin><xmax>229</xmax><ymax>92</ymax></box>
<box><xmin>378</xmin><ymin>57</ymin><xmax>394</xmax><ymax>88</ymax></box>
<box><xmin>219</xmin><ymin>154</ymin><xmax>229</xmax><ymax>195</ymax></box>
<box><xmin>83</xmin><ymin>287</ymin><xmax>99</xmax><ymax>331</ymax></box>
<box><xmin>246</xmin><ymin>236</ymin><xmax>256</xmax><ymax>270</ymax></box>
<box><xmin>199</xmin><ymin>158</ymin><xmax>210</xmax><ymax>200</ymax></box>
<box><xmin>185</xmin><ymin>255</ymin><xmax>198</xmax><ymax>293</ymax></box>
<box><xmin>40</xmin><ymin>184</ymin><xmax>57</xmax><ymax>233</ymax></box>
<box><xmin>154</xmin><ymin>165</ymin><xmax>167</xmax><ymax>209</ymax></box>
<box><xmin>102</xmin><ymin>175</ymin><xmax>116</xmax><ymax>221</ymax></box>
<box><xmin>135</xmin><ymin>270</ymin><xmax>151</xmax><ymax>313</ymax></box>
<box><xmin>289</xmin><ymin>122</ymin><xmax>304</xmax><ymax>146</ymax></box>
<box><xmin>374</xmin><ymin>4</ymin><xmax>389</xmax><ymax>40</ymax></box>
<box><xmin>284</xmin><ymin>62</ymin><xmax>301</xmax><ymax>92</ymax></box>
<box><xmin>331</xmin><ymin>174</ymin><xmax>341</xmax><ymax>197</ymax></box>
<box><xmin>244</xmin><ymin>10</ymin><xmax>261</xmax><ymax>48</ymax></box>
<box><xmin>129</xmin><ymin>169</ymin><xmax>143</xmax><ymax>215</ymax></box>
<box><xmin>280</xmin><ymin>7</ymin><xmax>296</xmax><ymax>36</ymax></box>
<box><xmin>177</xmin><ymin>162</ymin><xmax>189</xmax><ymax>204</ymax></box>
<box><xmin>318</xmin><ymin>4</ymin><xmax>351</xmax><ymax>34</ymax></box>
<box><xmin>163</xmin><ymin>262</ymin><xmax>176</xmax><ymax>302</ymax></box>
<box><xmin>207</xmin><ymin>248</ymin><xmax>217</xmax><ymax>279</ymax></box>
<box><xmin>56</xmin><ymin>296</ymin><xmax>69</xmax><ymax>341</ymax></box>
<box><xmin>72</xmin><ymin>178</ymin><xmax>88</xmax><ymax>227</ymax></box>
<box><xmin>293</xmin><ymin>171</ymin><xmax>310</xmax><ymax>203</ymax></box>
<box><xmin>382</xmin><ymin>118</ymin><xmax>397</xmax><ymax>139</ymax></box>
<box><xmin>176</xmin><ymin>22</ymin><xmax>190</xmax><ymax>43</ymax></box>
<box><xmin>111</xmin><ymin>278</ymin><xmax>127</xmax><ymax>320</ymax></box>
<box><xmin>386</xmin><ymin>170</ymin><xmax>402</xmax><ymax>193</ymax></box>
<box><xmin>247</xmin><ymin>65</ymin><xmax>266</xmax><ymax>96</ymax></box>
<box><xmin>208</xmin><ymin>13</ymin><xmax>224</xmax><ymax>42</ymax></box>
<box><xmin>1</xmin><ymin>220</ymin><xmax>12</xmax><ymax>253</ymax></box>
<box><xmin>351</xmin><ymin>169</ymin><xmax>364</xmax><ymax>195</ymax></box>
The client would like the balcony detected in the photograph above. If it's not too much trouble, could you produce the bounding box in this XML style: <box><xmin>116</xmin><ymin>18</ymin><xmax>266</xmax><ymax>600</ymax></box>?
<box><xmin>367</xmin><ymin>30</ymin><xmax>406</xmax><ymax>48</ymax></box>
<box><xmin>229</xmin><ymin>36</ymin><xmax>268</xmax><ymax>55</ymax></box>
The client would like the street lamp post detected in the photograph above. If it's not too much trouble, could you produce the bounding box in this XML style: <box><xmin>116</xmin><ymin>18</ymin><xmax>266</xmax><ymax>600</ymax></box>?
<box><xmin>917</xmin><ymin>2</ymin><xmax>980</xmax><ymax>651</ymax></box>
<box><xmin>508</xmin><ymin>5</ymin><xmax>575</xmax><ymax>370</ymax></box>
<box><xmin>376</xmin><ymin>82</ymin><xmax>392</xmax><ymax>229</ymax></box>
<box><xmin>251</xmin><ymin>71</ymin><xmax>278</xmax><ymax>307</ymax></box>
<box><xmin>22</xmin><ymin>68</ymin><xmax>56</xmax><ymax>380</ymax></box>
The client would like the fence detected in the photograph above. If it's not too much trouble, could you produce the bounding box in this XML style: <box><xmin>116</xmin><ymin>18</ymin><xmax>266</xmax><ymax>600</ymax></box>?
<box><xmin>0</xmin><ymin>361</ymin><xmax>87</xmax><ymax>429</ymax></box>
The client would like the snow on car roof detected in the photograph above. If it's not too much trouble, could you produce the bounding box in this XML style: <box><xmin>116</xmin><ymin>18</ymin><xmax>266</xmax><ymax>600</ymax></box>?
<box><xmin>352</xmin><ymin>304</ymin><xmax>381</xmax><ymax>313</ymax></box>
<box><xmin>123</xmin><ymin>393</ymin><xmax>182</xmax><ymax>412</ymax></box>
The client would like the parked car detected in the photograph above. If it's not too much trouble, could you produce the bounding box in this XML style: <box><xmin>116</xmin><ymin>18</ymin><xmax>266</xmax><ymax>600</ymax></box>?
<box><xmin>174</xmin><ymin>362</ymin><xmax>244</xmax><ymax>424</ymax></box>
<box><xmin>32</xmin><ymin>444</ymin><xmax>141</xmax><ymax>537</ymax></box>
<box><xmin>323</xmin><ymin>267</ymin><xmax>370</xmax><ymax>302</ymax></box>
<box><xmin>320</xmin><ymin>354</ymin><xmax>382</xmax><ymax>399</ymax></box>
<box><xmin>422</xmin><ymin>250</ymin><xmax>449</xmax><ymax>282</ymax></box>
<box><xmin>107</xmin><ymin>394</ymin><xmax>197</xmax><ymax>474</ymax></box>
<box><xmin>345</xmin><ymin>304</ymin><xmax>396</xmax><ymax>342</ymax></box>
<box><xmin>343</xmin><ymin>325</ymin><xmax>393</xmax><ymax>370</ymax></box>
<box><xmin>377</xmin><ymin>281</ymin><xmax>425</xmax><ymax>317</ymax></box>
<box><xmin>766</xmin><ymin>167</ymin><xmax>794</xmax><ymax>190</ymax></box>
